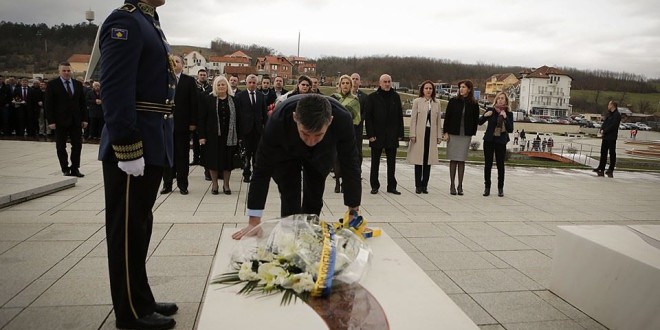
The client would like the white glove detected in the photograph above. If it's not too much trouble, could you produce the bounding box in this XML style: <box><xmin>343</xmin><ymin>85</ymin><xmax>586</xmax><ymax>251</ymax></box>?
<box><xmin>118</xmin><ymin>157</ymin><xmax>145</xmax><ymax>177</ymax></box>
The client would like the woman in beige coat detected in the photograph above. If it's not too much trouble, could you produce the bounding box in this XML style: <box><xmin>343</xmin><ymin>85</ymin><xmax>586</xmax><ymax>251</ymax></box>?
<box><xmin>406</xmin><ymin>80</ymin><xmax>442</xmax><ymax>194</ymax></box>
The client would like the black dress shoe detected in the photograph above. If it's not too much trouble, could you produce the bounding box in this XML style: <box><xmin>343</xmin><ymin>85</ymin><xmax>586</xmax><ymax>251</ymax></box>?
<box><xmin>596</xmin><ymin>171</ymin><xmax>604</xmax><ymax>177</ymax></box>
<box><xmin>211</xmin><ymin>188</ymin><xmax>219</xmax><ymax>195</ymax></box>
<box><xmin>154</xmin><ymin>302</ymin><xmax>178</xmax><ymax>316</ymax></box>
<box><xmin>387</xmin><ymin>189</ymin><xmax>401</xmax><ymax>195</ymax></box>
<box><xmin>370</xmin><ymin>189</ymin><xmax>378</xmax><ymax>194</ymax></box>
<box><xmin>179</xmin><ymin>188</ymin><xmax>189</xmax><ymax>195</ymax></box>
<box><xmin>498</xmin><ymin>188</ymin><xmax>504</xmax><ymax>197</ymax></box>
<box><xmin>62</xmin><ymin>168</ymin><xmax>70</xmax><ymax>176</ymax></box>
<box><xmin>450</xmin><ymin>185</ymin><xmax>457</xmax><ymax>195</ymax></box>
<box><xmin>160</xmin><ymin>187</ymin><xmax>172</xmax><ymax>194</ymax></box>
<box><xmin>483</xmin><ymin>188</ymin><xmax>490</xmax><ymax>196</ymax></box>
<box><xmin>422</xmin><ymin>188</ymin><xmax>428</xmax><ymax>194</ymax></box>
<box><xmin>457</xmin><ymin>186</ymin><xmax>463</xmax><ymax>196</ymax></box>
<box><xmin>223</xmin><ymin>186</ymin><xmax>231</xmax><ymax>195</ymax></box>
<box><xmin>68</xmin><ymin>169</ymin><xmax>85</xmax><ymax>177</ymax></box>
<box><xmin>605</xmin><ymin>171</ymin><xmax>613</xmax><ymax>178</ymax></box>
<box><xmin>415</xmin><ymin>187</ymin><xmax>421</xmax><ymax>194</ymax></box>
<box><xmin>116</xmin><ymin>312</ymin><xmax>175</xmax><ymax>330</ymax></box>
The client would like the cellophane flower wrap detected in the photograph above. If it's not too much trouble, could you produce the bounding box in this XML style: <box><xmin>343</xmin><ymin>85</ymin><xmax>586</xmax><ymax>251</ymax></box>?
<box><xmin>212</xmin><ymin>214</ymin><xmax>372</xmax><ymax>305</ymax></box>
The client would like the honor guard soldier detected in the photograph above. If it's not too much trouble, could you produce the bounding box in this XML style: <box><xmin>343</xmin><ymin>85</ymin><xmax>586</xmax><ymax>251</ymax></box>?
<box><xmin>98</xmin><ymin>1</ymin><xmax>177</xmax><ymax>329</ymax></box>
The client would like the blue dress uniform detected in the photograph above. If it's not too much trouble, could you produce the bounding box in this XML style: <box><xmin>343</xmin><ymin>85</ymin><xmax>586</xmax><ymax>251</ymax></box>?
<box><xmin>98</xmin><ymin>0</ymin><xmax>177</xmax><ymax>326</ymax></box>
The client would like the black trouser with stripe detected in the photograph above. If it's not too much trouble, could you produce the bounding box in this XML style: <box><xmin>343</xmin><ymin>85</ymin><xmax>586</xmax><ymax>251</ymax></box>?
<box><xmin>103</xmin><ymin>162</ymin><xmax>162</xmax><ymax>322</ymax></box>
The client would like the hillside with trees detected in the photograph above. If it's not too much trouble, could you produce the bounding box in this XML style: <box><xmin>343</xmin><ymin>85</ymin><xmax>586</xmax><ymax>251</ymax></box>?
<box><xmin>1</xmin><ymin>21</ymin><xmax>657</xmax><ymax>113</ymax></box>
<box><xmin>0</xmin><ymin>21</ymin><xmax>97</xmax><ymax>72</ymax></box>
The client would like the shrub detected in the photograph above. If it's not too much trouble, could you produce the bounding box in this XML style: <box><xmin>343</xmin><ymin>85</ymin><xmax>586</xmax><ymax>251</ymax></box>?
<box><xmin>470</xmin><ymin>140</ymin><xmax>481</xmax><ymax>151</ymax></box>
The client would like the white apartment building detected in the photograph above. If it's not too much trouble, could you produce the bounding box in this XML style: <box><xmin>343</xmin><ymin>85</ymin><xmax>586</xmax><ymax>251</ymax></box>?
<box><xmin>183</xmin><ymin>51</ymin><xmax>207</xmax><ymax>76</ymax></box>
<box><xmin>518</xmin><ymin>66</ymin><xmax>573</xmax><ymax>118</ymax></box>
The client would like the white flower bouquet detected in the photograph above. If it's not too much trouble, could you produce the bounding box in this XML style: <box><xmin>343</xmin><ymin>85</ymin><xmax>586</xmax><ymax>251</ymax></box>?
<box><xmin>211</xmin><ymin>214</ymin><xmax>372</xmax><ymax>305</ymax></box>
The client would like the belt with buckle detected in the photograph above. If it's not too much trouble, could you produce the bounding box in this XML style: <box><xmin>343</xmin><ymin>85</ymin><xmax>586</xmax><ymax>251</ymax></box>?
<box><xmin>136</xmin><ymin>101</ymin><xmax>174</xmax><ymax>114</ymax></box>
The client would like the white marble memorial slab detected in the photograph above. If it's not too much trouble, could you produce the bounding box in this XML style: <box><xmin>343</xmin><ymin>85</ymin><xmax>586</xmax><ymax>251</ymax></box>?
<box><xmin>550</xmin><ymin>225</ymin><xmax>660</xmax><ymax>330</ymax></box>
<box><xmin>198</xmin><ymin>230</ymin><xmax>479</xmax><ymax>329</ymax></box>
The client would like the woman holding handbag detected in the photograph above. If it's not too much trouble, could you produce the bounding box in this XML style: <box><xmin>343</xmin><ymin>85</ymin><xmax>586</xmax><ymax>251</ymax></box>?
<box><xmin>198</xmin><ymin>76</ymin><xmax>240</xmax><ymax>195</ymax></box>
<box><xmin>406</xmin><ymin>80</ymin><xmax>441</xmax><ymax>194</ymax></box>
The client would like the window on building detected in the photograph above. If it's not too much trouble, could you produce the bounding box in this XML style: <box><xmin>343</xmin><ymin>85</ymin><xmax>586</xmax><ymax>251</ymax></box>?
<box><xmin>271</xmin><ymin>64</ymin><xmax>278</xmax><ymax>70</ymax></box>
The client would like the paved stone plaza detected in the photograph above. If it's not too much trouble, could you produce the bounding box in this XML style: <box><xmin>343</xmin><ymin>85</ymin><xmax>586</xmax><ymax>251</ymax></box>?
<box><xmin>1</xmin><ymin>139</ymin><xmax>659</xmax><ymax>330</ymax></box>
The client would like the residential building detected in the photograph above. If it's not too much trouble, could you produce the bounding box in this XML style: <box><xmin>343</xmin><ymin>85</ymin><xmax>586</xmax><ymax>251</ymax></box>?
<box><xmin>485</xmin><ymin>73</ymin><xmax>519</xmax><ymax>100</ymax></box>
<box><xmin>256</xmin><ymin>56</ymin><xmax>293</xmax><ymax>81</ymax></box>
<box><xmin>67</xmin><ymin>54</ymin><xmax>91</xmax><ymax>74</ymax></box>
<box><xmin>287</xmin><ymin>56</ymin><xmax>316</xmax><ymax>76</ymax></box>
<box><xmin>224</xmin><ymin>66</ymin><xmax>257</xmax><ymax>83</ymax></box>
<box><xmin>183</xmin><ymin>51</ymin><xmax>207</xmax><ymax>76</ymax></box>
<box><xmin>206</xmin><ymin>51</ymin><xmax>252</xmax><ymax>76</ymax></box>
<box><xmin>518</xmin><ymin>66</ymin><xmax>573</xmax><ymax>118</ymax></box>
<box><xmin>207</xmin><ymin>51</ymin><xmax>251</xmax><ymax>77</ymax></box>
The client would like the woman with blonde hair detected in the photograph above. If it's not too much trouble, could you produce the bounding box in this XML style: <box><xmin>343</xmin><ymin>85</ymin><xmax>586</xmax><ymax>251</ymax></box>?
<box><xmin>406</xmin><ymin>80</ymin><xmax>441</xmax><ymax>194</ymax></box>
<box><xmin>330</xmin><ymin>74</ymin><xmax>361</xmax><ymax>193</ymax></box>
<box><xmin>479</xmin><ymin>92</ymin><xmax>514</xmax><ymax>197</ymax></box>
<box><xmin>198</xmin><ymin>76</ymin><xmax>240</xmax><ymax>195</ymax></box>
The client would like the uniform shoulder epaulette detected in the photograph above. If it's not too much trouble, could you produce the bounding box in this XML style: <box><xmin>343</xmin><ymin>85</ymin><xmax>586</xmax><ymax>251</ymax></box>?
<box><xmin>117</xmin><ymin>3</ymin><xmax>137</xmax><ymax>13</ymax></box>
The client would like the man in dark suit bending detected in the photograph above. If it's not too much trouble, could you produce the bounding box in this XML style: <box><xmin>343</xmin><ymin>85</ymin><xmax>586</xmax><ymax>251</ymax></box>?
<box><xmin>46</xmin><ymin>62</ymin><xmax>88</xmax><ymax>177</ymax></box>
<box><xmin>232</xmin><ymin>94</ymin><xmax>362</xmax><ymax>239</ymax></box>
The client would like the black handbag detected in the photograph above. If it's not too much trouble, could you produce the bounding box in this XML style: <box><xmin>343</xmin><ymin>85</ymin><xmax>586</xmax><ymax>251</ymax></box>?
<box><xmin>232</xmin><ymin>144</ymin><xmax>245</xmax><ymax>169</ymax></box>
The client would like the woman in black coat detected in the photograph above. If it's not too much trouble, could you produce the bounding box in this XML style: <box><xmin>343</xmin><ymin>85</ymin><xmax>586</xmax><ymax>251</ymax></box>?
<box><xmin>198</xmin><ymin>76</ymin><xmax>240</xmax><ymax>195</ymax></box>
<box><xmin>479</xmin><ymin>92</ymin><xmax>514</xmax><ymax>197</ymax></box>
<box><xmin>442</xmin><ymin>80</ymin><xmax>480</xmax><ymax>195</ymax></box>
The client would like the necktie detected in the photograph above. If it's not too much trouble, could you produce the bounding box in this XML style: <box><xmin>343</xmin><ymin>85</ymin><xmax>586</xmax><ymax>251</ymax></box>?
<box><xmin>250</xmin><ymin>92</ymin><xmax>255</xmax><ymax>105</ymax></box>
<box><xmin>23</xmin><ymin>87</ymin><xmax>27</xmax><ymax>100</ymax></box>
<box><xmin>65</xmin><ymin>80</ymin><xmax>73</xmax><ymax>97</ymax></box>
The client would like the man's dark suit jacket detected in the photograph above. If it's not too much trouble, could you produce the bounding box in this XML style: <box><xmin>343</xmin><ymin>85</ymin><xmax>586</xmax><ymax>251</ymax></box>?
<box><xmin>236</xmin><ymin>89</ymin><xmax>267</xmax><ymax>137</ymax></box>
<box><xmin>45</xmin><ymin>78</ymin><xmax>87</xmax><ymax>127</ymax></box>
<box><xmin>247</xmin><ymin>94</ymin><xmax>361</xmax><ymax>211</ymax></box>
<box><xmin>12</xmin><ymin>85</ymin><xmax>34</xmax><ymax>111</ymax></box>
<box><xmin>173</xmin><ymin>73</ymin><xmax>198</xmax><ymax>133</ymax></box>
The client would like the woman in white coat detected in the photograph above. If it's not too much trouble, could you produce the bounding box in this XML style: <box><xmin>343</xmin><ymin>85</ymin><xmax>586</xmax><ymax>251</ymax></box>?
<box><xmin>406</xmin><ymin>80</ymin><xmax>442</xmax><ymax>194</ymax></box>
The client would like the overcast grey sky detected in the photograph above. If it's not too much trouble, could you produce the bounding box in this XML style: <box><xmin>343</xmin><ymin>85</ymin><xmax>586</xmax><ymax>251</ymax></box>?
<box><xmin>3</xmin><ymin>0</ymin><xmax>659</xmax><ymax>78</ymax></box>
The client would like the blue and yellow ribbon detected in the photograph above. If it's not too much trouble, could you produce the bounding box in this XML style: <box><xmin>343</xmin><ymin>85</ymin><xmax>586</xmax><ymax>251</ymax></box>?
<box><xmin>312</xmin><ymin>221</ymin><xmax>336</xmax><ymax>297</ymax></box>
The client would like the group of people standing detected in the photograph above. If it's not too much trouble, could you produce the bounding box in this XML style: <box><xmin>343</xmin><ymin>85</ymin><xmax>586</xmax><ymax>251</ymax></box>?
<box><xmin>92</xmin><ymin>1</ymin><xmax>525</xmax><ymax>329</ymax></box>
<box><xmin>406</xmin><ymin>80</ymin><xmax>514</xmax><ymax>197</ymax></box>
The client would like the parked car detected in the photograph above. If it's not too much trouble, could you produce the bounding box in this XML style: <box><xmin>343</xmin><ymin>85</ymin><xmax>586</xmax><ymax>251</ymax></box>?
<box><xmin>403</xmin><ymin>109</ymin><xmax>412</xmax><ymax>117</ymax></box>
<box><xmin>635</xmin><ymin>123</ymin><xmax>652</xmax><ymax>131</ymax></box>
<box><xmin>625</xmin><ymin>123</ymin><xmax>639</xmax><ymax>130</ymax></box>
